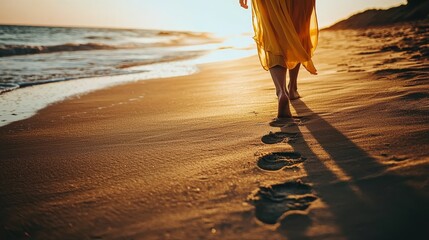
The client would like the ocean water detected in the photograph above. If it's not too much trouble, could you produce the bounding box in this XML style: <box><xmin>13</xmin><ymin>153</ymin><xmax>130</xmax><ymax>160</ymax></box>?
<box><xmin>0</xmin><ymin>25</ymin><xmax>221</xmax><ymax>92</ymax></box>
<box><xmin>0</xmin><ymin>25</ymin><xmax>255</xmax><ymax>127</ymax></box>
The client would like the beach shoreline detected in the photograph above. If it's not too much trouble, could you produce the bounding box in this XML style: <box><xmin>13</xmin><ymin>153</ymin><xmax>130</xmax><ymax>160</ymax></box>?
<box><xmin>1</xmin><ymin>27</ymin><xmax>428</xmax><ymax>239</ymax></box>
<box><xmin>0</xmin><ymin>39</ymin><xmax>255</xmax><ymax>128</ymax></box>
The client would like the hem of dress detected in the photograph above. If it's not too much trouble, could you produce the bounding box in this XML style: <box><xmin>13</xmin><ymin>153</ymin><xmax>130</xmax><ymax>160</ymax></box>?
<box><xmin>254</xmin><ymin>43</ymin><xmax>317</xmax><ymax>75</ymax></box>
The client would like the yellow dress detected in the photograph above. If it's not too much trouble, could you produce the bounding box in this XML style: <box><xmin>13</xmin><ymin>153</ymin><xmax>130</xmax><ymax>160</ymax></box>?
<box><xmin>251</xmin><ymin>0</ymin><xmax>319</xmax><ymax>74</ymax></box>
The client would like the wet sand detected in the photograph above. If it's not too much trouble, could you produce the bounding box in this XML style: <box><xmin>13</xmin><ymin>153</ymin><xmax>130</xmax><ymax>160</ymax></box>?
<box><xmin>1</xmin><ymin>23</ymin><xmax>428</xmax><ymax>239</ymax></box>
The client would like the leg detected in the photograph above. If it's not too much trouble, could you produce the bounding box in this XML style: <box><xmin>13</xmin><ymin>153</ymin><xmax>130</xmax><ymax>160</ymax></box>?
<box><xmin>288</xmin><ymin>64</ymin><xmax>301</xmax><ymax>100</ymax></box>
<box><xmin>269</xmin><ymin>65</ymin><xmax>292</xmax><ymax>118</ymax></box>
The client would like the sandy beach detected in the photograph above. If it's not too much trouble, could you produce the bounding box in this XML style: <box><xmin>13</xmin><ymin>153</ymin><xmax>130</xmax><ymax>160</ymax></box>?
<box><xmin>1</xmin><ymin>23</ymin><xmax>429</xmax><ymax>240</ymax></box>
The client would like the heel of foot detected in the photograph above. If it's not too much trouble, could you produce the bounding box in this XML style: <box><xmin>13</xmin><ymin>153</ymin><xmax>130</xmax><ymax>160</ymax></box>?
<box><xmin>278</xmin><ymin>95</ymin><xmax>292</xmax><ymax>118</ymax></box>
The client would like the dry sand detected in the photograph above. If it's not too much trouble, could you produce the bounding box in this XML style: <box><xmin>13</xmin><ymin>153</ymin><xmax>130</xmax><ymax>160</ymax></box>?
<box><xmin>1</xmin><ymin>23</ymin><xmax>428</xmax><ymax>239</ymax></box>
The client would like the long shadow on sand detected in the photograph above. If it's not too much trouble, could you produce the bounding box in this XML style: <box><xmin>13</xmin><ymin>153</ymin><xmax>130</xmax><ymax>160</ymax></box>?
<box><xmin>278</xmin><ymin>99</ymin><xmax>429</xmax><ymax>240</ymax></box>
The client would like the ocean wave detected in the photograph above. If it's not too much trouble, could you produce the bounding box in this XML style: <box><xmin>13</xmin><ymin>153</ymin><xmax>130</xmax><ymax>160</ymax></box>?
<box><xmin>0</xmin><ymin>42</ymin><xmax>118</xmax><ymax>57</ymax></box>
<box><xmin>0</xmin><ymin>83</ymin><xmax>20</xmax><ymax>94</ymax></box>
<box><xmin>85</xmin><ymin>36</ymin><xmax>113</xmax><ymax>40</ymax></box>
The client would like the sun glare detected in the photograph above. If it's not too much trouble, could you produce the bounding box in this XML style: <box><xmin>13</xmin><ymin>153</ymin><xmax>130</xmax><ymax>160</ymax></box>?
<box><xmin>0</xmin><ymin>0</ymin><xmax>407</xmax><ymax>35</ymax></box>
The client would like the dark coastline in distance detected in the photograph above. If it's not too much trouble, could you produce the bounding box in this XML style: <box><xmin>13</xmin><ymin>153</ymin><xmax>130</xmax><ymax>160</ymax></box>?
<box><xmin>327</xmin><ymin>0</ymin><xmax>429</xmax><ymax>30</ymax></box>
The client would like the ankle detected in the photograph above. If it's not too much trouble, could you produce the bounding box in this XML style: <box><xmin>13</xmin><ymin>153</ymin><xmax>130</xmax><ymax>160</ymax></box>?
<box><xmin>278</xmin><ymin>91</ymin><xmax>289</xmax><ymax>98</ymax></box>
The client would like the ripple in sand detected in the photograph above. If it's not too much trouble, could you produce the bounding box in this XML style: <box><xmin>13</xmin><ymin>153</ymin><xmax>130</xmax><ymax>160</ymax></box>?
<box><xmin>248</xmin><ymin>180</ymin><xmax>318</xmax><ymax>225</ymax></box>
<box><xmin>257</xmin><ymin>152</ymin><xmax>306</xmax><ymax>171</ymax></box>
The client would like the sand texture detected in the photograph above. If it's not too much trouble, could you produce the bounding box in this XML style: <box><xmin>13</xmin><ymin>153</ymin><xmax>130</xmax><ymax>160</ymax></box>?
<box><xmin>1</xmin><ymin>23</ymin><xmax>428</xmax><ymax>239</ymax></box>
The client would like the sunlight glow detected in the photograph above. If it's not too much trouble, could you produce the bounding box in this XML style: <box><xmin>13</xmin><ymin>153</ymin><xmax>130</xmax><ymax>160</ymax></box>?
<box><xmin>0</xmin><ymin>0</ymin><xmax>407</xmax><ymax>35</ymax></box>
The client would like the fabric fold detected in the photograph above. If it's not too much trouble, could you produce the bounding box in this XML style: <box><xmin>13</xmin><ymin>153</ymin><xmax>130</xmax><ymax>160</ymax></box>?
<box><xmin>251</xmin><ymin>0</ymin><xmax>319</xmax><ymax>74</ymax></box>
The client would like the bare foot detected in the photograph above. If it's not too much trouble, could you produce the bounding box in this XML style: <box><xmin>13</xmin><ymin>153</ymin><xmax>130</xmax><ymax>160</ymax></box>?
<box><xmin>278</xmin><ymin>93</ymin><xmax>292</xmax><ymax>118</ymax></box>
<box><xmin>289</xmin><ymin>90</ymin><xmax>301</xmax><ymax>100</ymax></box>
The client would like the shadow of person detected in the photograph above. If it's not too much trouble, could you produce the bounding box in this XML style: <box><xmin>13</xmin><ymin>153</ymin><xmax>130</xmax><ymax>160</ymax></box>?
<box><xmin>277</xmin><ymin>99</ymin><xmax>429</xmax><ymax>240</ymax></box>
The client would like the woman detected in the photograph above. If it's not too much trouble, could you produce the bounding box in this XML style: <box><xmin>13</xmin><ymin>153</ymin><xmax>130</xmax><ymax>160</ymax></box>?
<box><xmin>240</xmin><ymin>0</ymin><xmax>318</xmax><ymax>118</ymax></box>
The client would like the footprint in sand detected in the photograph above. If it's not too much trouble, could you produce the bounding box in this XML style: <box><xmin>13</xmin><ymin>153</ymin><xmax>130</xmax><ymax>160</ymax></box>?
<box><xmin>269</xmin><ymin>115</ymin><xmax>315</xmax><ymax>128</ymax></box>
<box><xmin>257</xmin><ymin>152</ymin><xmax>306</xmax><ymax>171</ymax></box>
<box><xmin>248</xmin><ymin>181</ymin><xmax>318</xmax><ymax>224</ymax></box>
<box><xmin>261</xmin><ymin>131</ymin><xmax>300</xmax><ymax>144</ymax></box>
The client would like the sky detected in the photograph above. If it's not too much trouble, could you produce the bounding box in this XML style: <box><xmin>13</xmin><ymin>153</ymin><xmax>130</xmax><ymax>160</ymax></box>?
<box><xmin>0</xmin><ymin>0</ymin><xmax>407</xmax><ymax>35</ymax></box>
